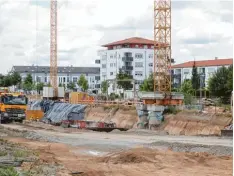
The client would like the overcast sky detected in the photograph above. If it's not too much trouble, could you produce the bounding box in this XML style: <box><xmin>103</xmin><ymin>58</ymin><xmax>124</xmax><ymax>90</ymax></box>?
<box><xmin>0</xmin><ymin>0</ymin><xmax>233</xmax><ymax>74</ymax></box>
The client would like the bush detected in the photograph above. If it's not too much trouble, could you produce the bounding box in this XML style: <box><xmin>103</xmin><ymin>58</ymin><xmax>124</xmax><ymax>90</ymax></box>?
<box><xmin>184</xmin><ymin>94</ymin><xmax>194</xmax><ymax>105</ymax></box>
<box><xmin>164</xmin><ymin>106</ymin><xmax>180</xmax><ymax>115</ymax></box>
<box><xmin>0</xmin><ymin>167</ymin><xmax>19</xmax><ymax>176</ymax></box>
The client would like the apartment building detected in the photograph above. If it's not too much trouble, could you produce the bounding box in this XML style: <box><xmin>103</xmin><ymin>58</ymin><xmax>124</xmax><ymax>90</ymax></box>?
<box><xmin>96</xmin><ymin>37</ymin><xmax>156</xmax><ymax>94</ymax></box>
<box><xmin>171</xmin><ymin>58</ymin><xmax>233</xmax><ymax>88</ymax></box>
<box><xmin>12</xmin><ymin>66</ymin><xmax>101</xmax><ymax>91</ymax></box>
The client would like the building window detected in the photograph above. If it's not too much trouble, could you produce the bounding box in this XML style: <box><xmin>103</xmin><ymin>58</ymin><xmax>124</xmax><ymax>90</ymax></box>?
<box><xmin>110</xmin><ymin>55</ymin><xmax>113</xmax><ymax>59</ymax></box>
<box><xmin>135</xmin><ymin>53</ymin><xmax>143</xmax><ymax>59</ymax></box>
<box><xmin>63</xmin><ymin>77</ymin><xmax>66</xmax><ymax>83</ymax></box>
<box><xmin>149</xmin><ymin>63</ymin><xmax>153</xmax><ymax>67</ymax></box>
<box><xmin>95</xmin><ymin>76</ymin><xmax>100</xmax><ymax>81</ymax></box>
<box><xmin>124</xmin><ymin>52</ymin><xmax>132</xmax><ymax>57</ymax></box>
<box><xmin>36</xmin><ymin>76</ymin><xmax>41</xmax><ymax>83</ymax></box>
<box><xmin>183</xmin><ymin>69</ymin><xmax>189</xmax><ymax>75</ymax></box>
<box><xmin>44</xmin><ymin>77</ymin><xmax>47</xmax><ymax>83</ymax></box>
<box><xmin>110</xmin><ymin>72</ymin><xmax>114</xmax><ymax>76</ymax></box>
<box><xmin>149</xmin><ymin>54</ymin><xmax>153</xmax><ymax>58</ymax></box>
<box><xmin>73</xmin><ymin>77</ymin><xmax>78</xmax><ymax>83</ymax></box>
<box><xmin>135</xmin><ymin>62</ymin><xmax>143</xmax><ymax>67</ymax></box>
<box><xmin>135</xmin><ymin>71</ymin><xmax>143</xmax><ymax>77</ymax></box>
<box><xmin>102</xmin><ymin>64</ymin><xmax>106</xmax><ymax>68</ymax></box>
<box><xmin>67</xmin><ymin>77</ymin><xmax>70</xmax><ymax>83</ymax></box>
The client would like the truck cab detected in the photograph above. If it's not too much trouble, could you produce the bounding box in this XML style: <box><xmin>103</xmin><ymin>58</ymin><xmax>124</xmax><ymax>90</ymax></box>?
<box><xmin>0</xmin><ymin>93</ymin><xmax>28</xmax><ymax>123</ymax></box>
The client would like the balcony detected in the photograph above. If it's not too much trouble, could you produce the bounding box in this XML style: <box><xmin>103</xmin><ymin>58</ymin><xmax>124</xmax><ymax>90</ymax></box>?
<box><xmin>122</xmin><ymin>66</ymin><xmax>133</xmax><ymax>71</ymax></box>
<box><xmin>122</xmin><ymin>57</ymin><xmax>133</xmax><ymax>62</ymax></box>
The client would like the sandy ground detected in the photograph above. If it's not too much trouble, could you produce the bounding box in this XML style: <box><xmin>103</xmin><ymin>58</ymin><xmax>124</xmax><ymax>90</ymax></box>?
<box><xmin>0</xmin><ymin>123</ymin><xmax>233</xmax><ymax>176</ymax></box>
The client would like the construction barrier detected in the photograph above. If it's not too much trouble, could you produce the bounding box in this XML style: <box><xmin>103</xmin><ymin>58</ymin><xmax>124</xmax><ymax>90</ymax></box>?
<box><xmin>26</xmin><ymin>110</ymin><xmax>44</xmax><ymax>121</ymax></box>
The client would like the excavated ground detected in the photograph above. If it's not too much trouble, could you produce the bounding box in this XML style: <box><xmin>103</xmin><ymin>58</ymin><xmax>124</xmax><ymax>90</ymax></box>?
<box><xmin>0</xmin><ymin>122</ymin><xmax>233</xmax><ymax>176</ymax></box>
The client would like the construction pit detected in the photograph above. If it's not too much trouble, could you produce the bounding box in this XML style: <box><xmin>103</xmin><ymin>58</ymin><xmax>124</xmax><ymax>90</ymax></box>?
<box><xmin>0</xmin><ymin>104</ymin><xmax>233</xmax><ymax>176</ymax></box>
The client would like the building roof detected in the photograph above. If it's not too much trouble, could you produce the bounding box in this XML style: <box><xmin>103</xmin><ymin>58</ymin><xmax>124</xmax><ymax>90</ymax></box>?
<box><xmin>12</xmin><ymin>66</ymin><xmax>100</xmax><ymax>74</ymax></box>
<box><xmin>102</xmin><ymin>37</ymin><xmax>156</xmax><ymax>47</ymax></box>
<box><xmin>172</xmin><ymin>58</ymin><xmax>233</xmax><ymax>68</ymax></box>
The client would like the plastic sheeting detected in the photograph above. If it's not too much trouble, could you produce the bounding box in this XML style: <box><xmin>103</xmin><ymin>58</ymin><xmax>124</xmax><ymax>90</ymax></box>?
<box><xmin>42</xmin><ymin>102</ymin><xmax>86</xmax><ymax>124</ymax></box>
<box><xmin>28</xmin><ymin>100</ymin><xmax>42</xmax><ymax>110</ymax></box>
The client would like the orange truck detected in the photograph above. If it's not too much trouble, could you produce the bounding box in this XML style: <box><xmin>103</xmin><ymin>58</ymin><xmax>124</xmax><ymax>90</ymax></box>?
<box><xmin>0</xmin><ymin>90</ymin><xmax>28</xmax><ymax>123</ymax></box>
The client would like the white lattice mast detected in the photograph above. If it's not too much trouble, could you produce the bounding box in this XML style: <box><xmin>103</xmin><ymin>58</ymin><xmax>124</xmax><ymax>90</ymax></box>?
<box><xmin>50</xmin><ymin>0</ymin><xmax>58</xmax><ymax>96</ymax></box>
<box><xmin>154</xmin><ymin>0</ymin><xmax>171</xmax><ymax>93</ymax></box>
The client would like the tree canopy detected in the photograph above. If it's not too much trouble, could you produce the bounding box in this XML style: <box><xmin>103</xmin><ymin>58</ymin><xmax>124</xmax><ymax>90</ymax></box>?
<box><xmin>67</xmin><ymin>82</ymin><xmax>76</xmax><ymax>90</ymax></box>
<box><xmin>23</xmin><ymin>74</ymin><xmax>33</xmax><ymax>91</ymax></box>
<box><xmin>101</xmin><ymin>80</ymin><xmax>109</xmax><ymax>94</ymax></box>
<box><xmin>116</xmin><ymin>69</ymin><xmax>133</xmax><ymax>90</ymax></box>
<box><xmin>208</xmin><ymin>65</ymin><xmax>233</xmax><ymax>102</ymax></box>
<box><xmin>139</xmin><ymin>74</ymin><xmax>154</xmax><ymax>91</ymax></box>
<box><xmin>78</xmin><ymin>75</ymin><xmax>88</xmax><ymax>92</ymax></box>
<box><xmin>191</xmin><ymin>62</ymin><xmax>200</xmax><ymax>91</ymax></box>
<box><xmin>0</xmin><ymin>71</ymin><xmax>22</xmax><ymax>87</ymax></box>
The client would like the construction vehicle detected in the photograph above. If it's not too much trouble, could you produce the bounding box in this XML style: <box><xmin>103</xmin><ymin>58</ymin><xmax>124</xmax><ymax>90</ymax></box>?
<box><xmin>0</xmin><ymin>92</ymin><xmax>28</xmax><ymax>123</ymax></box>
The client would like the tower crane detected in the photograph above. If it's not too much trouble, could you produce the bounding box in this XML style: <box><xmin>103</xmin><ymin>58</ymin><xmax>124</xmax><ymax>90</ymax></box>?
<box><xmin>50</xmin><ymin>0</ymin><xmax>58</xmax><ymax>97</ymax></box>
<box><xmin>154</xmin><ymin>0</ymin><xmax>171</xmax><ymax>93</ymax></box>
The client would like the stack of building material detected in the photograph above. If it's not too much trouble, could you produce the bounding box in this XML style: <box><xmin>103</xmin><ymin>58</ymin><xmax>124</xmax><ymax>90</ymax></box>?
<box><xmin>42</xmin><ymin>102</ymin><xmax>86</xmax><ymax>124</ymax></box>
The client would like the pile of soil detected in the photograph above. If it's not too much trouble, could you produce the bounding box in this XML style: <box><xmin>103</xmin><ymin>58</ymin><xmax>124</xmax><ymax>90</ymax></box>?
<box><xmin>164</xmin><ymin>111</ymin><xmax>232</xmax><ymax>136</ymax></box>
<box><xmin>85</xmin><ymin>105</ymin><xmax>138</xmax><ymax>129</ymax></box>
<box><xmin>98</xmin><ymin>151</ymin><xmax>152</xmax><ymax>164</ymax></box>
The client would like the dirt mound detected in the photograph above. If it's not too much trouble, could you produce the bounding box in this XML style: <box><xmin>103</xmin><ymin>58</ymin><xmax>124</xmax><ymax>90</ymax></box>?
<box><xmin>164</xmin><ymin>111</ymin><xmax>232</xmax><ymax>136</ymax></box>
<box><xmin>99</xmin><ymin>152</ymin><xmax>152</xmax><ymax>164</ymax></box>
<box><xmin>85</xmin><ymin>105</ymin><xmax>138</xmax><ymax>129</ymax></box>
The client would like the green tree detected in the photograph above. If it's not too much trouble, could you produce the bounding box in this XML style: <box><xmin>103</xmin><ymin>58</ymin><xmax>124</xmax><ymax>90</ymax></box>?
<box><xmin>179</xmin><ymin>80</ymin><xmax>195</xmax><ymax>105</ymax></box>
<box><xmin>10</xmin><ymin>71</ymin><xmax>21</xmax><ymax>86</ymax></box>
<box><xmin>180</xmin><ymin>79</ymin><xmax>194</xmax><ymax>95</ymax></box>
<box><xmin>208</xmin><ymin>65</ymin><xmax>233</xmax><ymax>102</ymax></box>
<box><xmin>1</xmin><ymin>75</ymin><xmax>12</xmax><ymax>87</ymax></box>
<box><xmin>23</xmin><ymin>74</ymin><xmax>33</xmax><ymax>91</ymax></box>
<box><xmin>36</xmin><ymin>82</ymin><xmax>44</xmax><ymax>92</ymax></box>
<box><xmin>140</xmin><ymin>74</ymin><xmax>154</xmax><ymax>91</ymax></box>
<box><xmin>101</xmin><ymin>80</ymin><xmax>109</xmax><ymax>94</ymax></box>
<box><xmin>191</xmin><ymin>62</ymin><xmax>200</xmax><ymax>91</ymax></box>
<box><xmin>67</xmin><ymin>82</ymin><xmax>76</xmax><ymax>90</ymax></box>
<box><xmin>78</xmin><ymin>75</ymin><xmax>88</xmax><ymax>92</ymax></box>
<box><xmin>227</xmin><ymin>65</ymin><xmax>233</xmax><ymax>91</ymax></box>
<box><xmin>116</xmin><ymin>69</ymin><xmax>133</xmax><ymax>90</ymax></box>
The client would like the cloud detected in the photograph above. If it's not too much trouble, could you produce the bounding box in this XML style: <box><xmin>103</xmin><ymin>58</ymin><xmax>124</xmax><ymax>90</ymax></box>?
<box><xmin>0</xmin><ymin>0</ymin><xmax>232</xmax><ymax>74</ymax></box>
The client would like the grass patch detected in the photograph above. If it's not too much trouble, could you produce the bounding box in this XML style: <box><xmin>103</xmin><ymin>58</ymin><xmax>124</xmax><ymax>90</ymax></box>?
<box><xmin>13</xmin><ymin>150</ymin><xmax>29</xmax><ymax>158</ymax></box>
<box><xmin>0</xmin><ymin>167</ymin><xmax>19</xmax><ymax>176</ymax></box>
<box><xmin>0</xmin><ymin>150</ymin><xmax>7</xmax><ymax>157</ymax></box>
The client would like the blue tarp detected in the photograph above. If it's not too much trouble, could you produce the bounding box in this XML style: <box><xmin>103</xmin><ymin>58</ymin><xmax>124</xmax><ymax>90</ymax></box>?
<box><xmin>42</xmin><ymin>102</ymin><xmax>86</xmax><ymax>124</ymax></box>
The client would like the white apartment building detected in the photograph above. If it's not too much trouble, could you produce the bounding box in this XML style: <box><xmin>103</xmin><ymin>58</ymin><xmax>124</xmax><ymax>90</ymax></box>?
<box><xmin>12</xmin><ymin>66</ymin><xmax>101</xmax><ymax>92</ymax></box>
<box><xmin>171</xmin><ymin>58</ymin><xmax>233</xmax><ymax>88</ymax></box>
<box><xmin>96</xmin><ymin>37</ymin><xmax>155</xmax><ymax>94</ymax></box>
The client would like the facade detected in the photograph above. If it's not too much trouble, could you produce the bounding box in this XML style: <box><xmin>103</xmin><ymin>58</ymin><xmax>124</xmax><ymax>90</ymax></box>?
<box><xmin>171</xmin><ymin>58</ymin><xmax>233</xmax><ymax>88</ymax></box>
<box><xmin>12</xmin><ymin>66</ymin><xmax>101</xmax><ymax>91</ymax></box>
<box><xmin>96</xmin><ymin>37</ymin><xmax>156</xmax><ymax>94</ymax></box>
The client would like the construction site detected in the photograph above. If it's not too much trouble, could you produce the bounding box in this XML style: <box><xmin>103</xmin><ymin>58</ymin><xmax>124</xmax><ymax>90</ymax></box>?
<box><xmin>0</xmin><ymin>0</ymin><xmax>233</xmax><ymax>176</ymax></box>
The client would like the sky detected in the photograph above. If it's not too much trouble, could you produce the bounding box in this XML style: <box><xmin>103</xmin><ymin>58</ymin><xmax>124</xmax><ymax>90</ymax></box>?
<box><xmin>0</xmin><ymin>0</ymin><xmax>233</xmax><ymax>74</ymax></box>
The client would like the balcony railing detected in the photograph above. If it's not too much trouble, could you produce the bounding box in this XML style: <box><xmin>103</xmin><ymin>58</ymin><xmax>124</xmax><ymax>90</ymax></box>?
<box><xmin>122</xmin><ymin>57</ymin><xmax>133</xmax><ymax>62</ymax></box>
<box><xmin>122</xmin><ymin>66</ymin><xmax>133</xmax><ymax>71</ymax></box>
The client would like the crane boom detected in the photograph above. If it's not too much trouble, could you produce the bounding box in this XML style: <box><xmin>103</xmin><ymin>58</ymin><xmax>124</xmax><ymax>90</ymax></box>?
<box><xmin>50</xmin><ymin>0</ymin><xmax>58</xmax><ymax>97</ymax></box>
<box><xmin>154</xmin><ymin>0</ymin><xmax>171</xmax><ymax>93</ymax></box>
